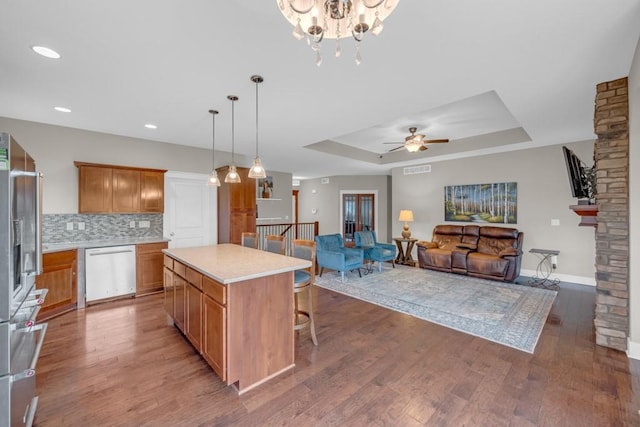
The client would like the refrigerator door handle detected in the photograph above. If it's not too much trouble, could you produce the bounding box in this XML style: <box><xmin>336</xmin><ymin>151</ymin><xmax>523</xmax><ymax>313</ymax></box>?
<box><xmin>11</xmin><ymin>323</ymin><xmax>48</xmax><ymax>382</ymax></box>
<box><xmin>35</xmin><ymin>172</ymin><xmax>43</xmax><ymax>275</ymax></box>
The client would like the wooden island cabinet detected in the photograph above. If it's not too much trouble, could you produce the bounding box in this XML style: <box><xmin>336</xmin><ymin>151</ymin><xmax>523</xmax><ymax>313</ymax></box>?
<box><xmin>163</xmin><ymin>244</ymin><xmax>310</xmax><ymax>393</ymax></box>
<box><xmin>35</xmin><ymin>249</ymin><xmax>77</xmax><ymax>321</ymax></box>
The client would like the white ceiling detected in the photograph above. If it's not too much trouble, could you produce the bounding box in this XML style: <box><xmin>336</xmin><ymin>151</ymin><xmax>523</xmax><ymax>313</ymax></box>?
<box><xmin>1</xmin><ymin>1</ymin><xmax>639</xmax><ymax>179</ymax></box>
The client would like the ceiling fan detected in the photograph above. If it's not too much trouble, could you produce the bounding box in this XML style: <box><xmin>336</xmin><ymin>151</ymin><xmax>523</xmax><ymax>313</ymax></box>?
<box><xmin>384</xmin><ymin>127</ymin><xmax>449</xmax><ymax>152</ymax></box>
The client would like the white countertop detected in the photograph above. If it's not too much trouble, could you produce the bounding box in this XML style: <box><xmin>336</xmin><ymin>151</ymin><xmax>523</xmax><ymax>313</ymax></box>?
<box><xmin>164</xmin><ymin>244</ymin><xmax>311</xmax><ymax>284</ymax></box>
<box><xmin>43</xmin><ymin>237</ymin><xmax>170</xmax><ymax>254</ymax></box>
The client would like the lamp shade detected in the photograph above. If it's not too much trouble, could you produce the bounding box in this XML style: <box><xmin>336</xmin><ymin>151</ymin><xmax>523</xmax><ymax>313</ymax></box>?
<box><xmin>398</xmin><ymin>210</ymin><xmax>414</xmax><ymax>222</ymax></box>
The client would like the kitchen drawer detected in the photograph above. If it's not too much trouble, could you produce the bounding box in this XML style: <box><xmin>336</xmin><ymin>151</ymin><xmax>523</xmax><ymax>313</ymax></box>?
<box><xmin>0</xmin><ymin>322</ymin><xmax>47</xmax><ymax>427</ymax></box>
<box><xmin>202</xmin><ymin>276</ymin><xmax>225</xmax><ymax>306</ymax></box>
<box><xmin>186</xmin><ymin>268</ymin><xmax>202</xmax><ymax>290</ymax></box>
<box><xmin>173</xmin><ymin>261</ymin><xmax>186</xmax><ymax>279</ymax></box>
<box><xmin>163</xmin><ymin>255</ymin><xmax>173</xmax><ymax>270</ymax></box>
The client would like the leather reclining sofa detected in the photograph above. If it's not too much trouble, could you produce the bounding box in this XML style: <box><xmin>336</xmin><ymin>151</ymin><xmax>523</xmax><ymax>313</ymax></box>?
<box><xmin>416</xmin><ymin>225</ymin><xmax>524</xmax><ymax>282</ymax></box>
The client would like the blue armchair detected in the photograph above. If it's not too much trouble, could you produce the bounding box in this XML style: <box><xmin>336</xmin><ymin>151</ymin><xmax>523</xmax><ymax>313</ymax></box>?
<box><xmin>354</xmin><ymin>231</ymin><xmax>396</xmax><ymax>272</ymax></box>
<box><xmin>315</xmin><ymin>234</ymin><xmax>364</xmax><ymax>282</ymax></box>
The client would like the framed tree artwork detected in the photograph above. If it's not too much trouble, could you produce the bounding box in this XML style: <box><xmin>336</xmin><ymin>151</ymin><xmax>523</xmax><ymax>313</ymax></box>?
<box><xmin>444</xmin><ymin>182</ymin><xmax>517</xmax><ymax>224</ymax></box>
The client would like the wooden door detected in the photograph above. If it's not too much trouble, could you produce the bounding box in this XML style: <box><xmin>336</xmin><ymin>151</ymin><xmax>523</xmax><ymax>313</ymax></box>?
<box><xmin>140</xmin><ymin>171</ymin><xmax>165</xmax><ymax>213</ymax></box>
<box><xmin>165</xmin><ymin>172</ymin><xmax>215</xmax><ymax>248</ymax></box>
<box><xmin>35</xmin><ymin>250</ymin><xmax>77</xmax><ymax>321</ymax></box>
<box><xmin>342</xmin><ymin>193</ymin><xmax>375</xmax><ymax>243</ymax></box>
<box><xmin>136</xmin><ymin>242</ymin><xmax>167</xmax><ymax>295</ymax></box>
<box><xmin>203</xmin><ymin>293</ymin><xmax>226</xmax><ymax>380</ymax></box>
<box><xmin>112</xmin><ymin>168</ymin><xmax>140</xmax><ymax>213</ymax></box>
<box><xmin>78</xmin><ymin>166</ymin><xmax>112</xmax><ymax>213</ymax></box>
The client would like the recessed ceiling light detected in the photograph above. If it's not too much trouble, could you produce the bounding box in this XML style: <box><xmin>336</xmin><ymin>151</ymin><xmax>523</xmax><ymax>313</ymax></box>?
<box><xmin>31</xmin><ymin>45</ymin><xmax>61</xmax><ymax>59</ymax></box>
<box><xmin>53</xmin><ymin>106</ymin><xmax>71</xmax><ymax>113</ymax></box>
<box><xmin>144</xmin><ymin>124</ymin><xmax>157</xmax><ymax>129</ymax></box>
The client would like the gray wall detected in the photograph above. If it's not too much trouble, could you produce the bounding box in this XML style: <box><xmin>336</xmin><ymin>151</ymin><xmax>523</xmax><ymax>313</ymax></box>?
<box><xmin>0</xmin><ymin>117</ymin><xmax>238</xmax><ymax>213</ymax></box>
<box><xmin>298</xmin><ymin>175</ymin><xmax>391</xmax><ymax>242</ymax></box>
<box><xmin>256</xmin><ymin>170</ymin><xmax>293</xmax><ymax>224</ymax></box>
<box><xmin>391</xmin><ymin>140</ymin><xmax>596</xmax><ymax>283</ymax></box>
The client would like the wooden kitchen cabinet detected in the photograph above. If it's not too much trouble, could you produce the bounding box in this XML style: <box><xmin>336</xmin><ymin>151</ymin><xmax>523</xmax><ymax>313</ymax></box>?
<box><xmin>173</xmin><ymin>269</ymin><xmax>187</xmax><ymax>333</ymax></box>
<box><xmin>35</xmin><ymin>250</ymin><xmax>77</xmax><ymax>321</ymax></box>
<box><xmin>140</xmin><ymin>171</ymin><xmax>164</xmax><ymax>213</ymax></box>
<box><xmin>185</xmin><ymin>267</ymin><xmax>203</xmax><ymax>351</ymax></box>
<box><xmin>136</xmin><ymin>242</ymin><xmax>168</xmax><ymax>296</ymax></box>
<box><xmin>217</xmin><ymin>166</ymin><xmax>256</xmax><ymax>244</ymax></box>
<box><xmin>112</xmin><ymin>168</ymin><xmax>140</xmax><ymax>212</ymax></box>
<box><xmin>163</xmin><ymin>255</ymin><xmax>174</xmax><ymax>317</ymax></box>
<box><xmin>202</xmin><ymin>277</ymin><xmax>226</xmax><ymax>380</ymax></box>
<box><xmin>163</xmin><ymin>266</ymin><xmax>174</xmax><ymax>318</ymax></box>
<box><xmin>186</xmin><ymin>281</ymin><xmax>203</xmax><ymax>352</ymax></box>
<box><xmin>78</xmin><ymin>165</ymin><xmax>112</xmax><ymax>213</ymax></box>
<box><xmin>75</xmin><ymin>162</ymin><xmax>166</xmax><ymax>213</ymax></box>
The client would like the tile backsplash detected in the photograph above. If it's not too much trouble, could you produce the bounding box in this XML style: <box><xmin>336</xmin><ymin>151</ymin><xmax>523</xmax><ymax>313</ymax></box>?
<box><xmin>43</xmin><ymin>213</ymin><xmax>163</xmax><ymax>243</ymax></box>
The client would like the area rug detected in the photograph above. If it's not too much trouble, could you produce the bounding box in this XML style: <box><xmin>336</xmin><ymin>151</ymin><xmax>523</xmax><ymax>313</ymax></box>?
<box><xmin>314</xmin><ymin>265</ymin><xmax>557</xmax><ymax>353</ymax></box>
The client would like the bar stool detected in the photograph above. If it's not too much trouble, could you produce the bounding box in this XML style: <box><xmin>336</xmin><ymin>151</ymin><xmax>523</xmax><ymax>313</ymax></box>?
<box><xmin>265</xmin><ymin>234</ymin><xmax>285</xmax><ymax>254</ymax></box>
<box><xmin>291</xmin><ymin>239</ymin><xmax>318</xmax><ymax>346</ymax></box>
<box><xmin>241</xmin><ymin>232</ymin><xmax>258</xmax><ymax>249</ymax></box>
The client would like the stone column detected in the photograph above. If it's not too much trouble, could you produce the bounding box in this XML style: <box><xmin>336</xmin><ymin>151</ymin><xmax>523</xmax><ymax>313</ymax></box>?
<box><xmin>594</xmin><ymin>77</ymin><xmax>630</xmax><ymax>351</ymax></box>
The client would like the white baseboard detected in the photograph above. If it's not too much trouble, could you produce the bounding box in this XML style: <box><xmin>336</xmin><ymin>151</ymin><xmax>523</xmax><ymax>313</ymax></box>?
<box><xmin>627</xmin><ymin>338</ymin><xmax>640</xmax><ymax>360</ymax></box>
<box><xmin>519</xmin><ymin>269</ymin><xmax>595</xmax><ymax>286</ymax></box>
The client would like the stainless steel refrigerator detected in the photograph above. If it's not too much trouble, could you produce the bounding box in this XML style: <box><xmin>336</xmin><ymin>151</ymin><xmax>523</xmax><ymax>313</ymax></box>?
<box><xmin>0</xmin><ymin>133</ymin><xmax>47</xmax><ymax>427</ymax></box>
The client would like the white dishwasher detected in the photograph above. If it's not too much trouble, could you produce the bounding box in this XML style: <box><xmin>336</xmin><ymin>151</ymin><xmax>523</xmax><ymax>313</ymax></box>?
<box><xmin>85</xmin><ymin>245</ymin><xmax>136</xmax><ymax>303</ymax></box>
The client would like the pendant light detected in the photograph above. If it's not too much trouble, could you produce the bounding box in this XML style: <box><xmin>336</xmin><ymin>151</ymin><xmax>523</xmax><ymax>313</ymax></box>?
<box><xmin>207</xmin><ymin>109</ymin><xmax>221</xmax><ymax>186</ymax></box>
<box><xmin>248</xmin><ymin>75</ymin><xmax>267</xmax><ymax>179</ymax></box>
<box><xmin>224</xmin><ymin>95</ymin><xmax>241</xmax><ymax>183</ymax></box>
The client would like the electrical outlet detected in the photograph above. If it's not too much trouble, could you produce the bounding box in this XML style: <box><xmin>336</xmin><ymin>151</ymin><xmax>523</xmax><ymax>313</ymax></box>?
<box><xmin>129</xmin><ymin>221</ymin><xmax>136</xmax><ymax>228</ymax></box>
<box><xmin>66</xmin><ymin>222</ymin><xmax>73</xmax><ymax>231</ymax></box>
<box><xmin>551</xmin><ymin>255</ymin><xmax>558</xmax><ymax>269</ymax></box>
<box><xmin>77</xmin><ymin>222</ymin><xmax>85</xmax><ymax>230</ymax></box>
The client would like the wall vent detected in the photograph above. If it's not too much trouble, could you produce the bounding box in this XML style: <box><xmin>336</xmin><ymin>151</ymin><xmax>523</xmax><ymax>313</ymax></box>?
<box><xmin>321</xmin><ymin>178</ymin><xmax>330</xmax><ymax>184</ymax></box>
<box><xmin>292</xmin><ymin>179</ymin><xmax>300</xmax><ymax>186</ymax></box>
<box><xmin>403</xmin><ymin>165</ymin><xmax>431</xmax><ymax>175</ymax></box>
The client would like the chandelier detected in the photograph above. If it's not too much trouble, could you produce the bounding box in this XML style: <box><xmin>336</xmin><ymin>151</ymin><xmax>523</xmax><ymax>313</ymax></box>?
<box><xmin>207</xmin><ymin>109</ymin><xmax>221</xmax><ymax>186</ymax></box>
<box><xmin>277</xmin><ymin>0</ymin><xmax>400</xmax><ymax>65</ymax></box>
<box><xmin>224</xmin><ymin>95</ymin><xmax>241</xmax><ymax>184</ymax></box>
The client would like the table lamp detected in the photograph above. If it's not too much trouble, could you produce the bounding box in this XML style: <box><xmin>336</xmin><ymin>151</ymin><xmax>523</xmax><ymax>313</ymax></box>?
<box><xmin>399</xmin><ymin>210</ymin><xmax>414</xmax><ymax>239</ymax></box>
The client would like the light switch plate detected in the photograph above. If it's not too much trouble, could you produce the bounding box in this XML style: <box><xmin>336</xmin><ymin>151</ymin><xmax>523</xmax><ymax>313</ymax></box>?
<box><xmin>77</xmin><ymin>222</ymin><xmax>85</xmax><ymax>230</ymax></box>
<box><xmin>139</xmin><ymin>220</ymin><xmax>150</xmax><ymax>228</ymax></box>
<box><xmin>66</xmin><ymin>222</ymin><xmax>73</xmax><ymax>231</ymax></box>
<box><xmin>551</xmin><ymin>219</ymin><xmax>560</xmax><ymax>226</ymax></box>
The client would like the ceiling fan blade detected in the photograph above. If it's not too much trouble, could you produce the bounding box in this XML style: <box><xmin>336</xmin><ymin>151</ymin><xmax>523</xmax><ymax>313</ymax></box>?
<box><xmin>424</xmin><ymin>139</ymin><xmax>449</xmax><ymax>144</ymax></box>
<box><xmin>388</xmin><ymin>146</ymin><xmax>405</xmax><ymax>152</ymax></box>
<box><xmin>382</xmin><ymin>142</ymin><xmax>403</xmax><ymax>145</ymax></box>
<box><xmin>419</xmin><ymin>145</ymin><xmax>428</xmax><ymax>151</ymax></box>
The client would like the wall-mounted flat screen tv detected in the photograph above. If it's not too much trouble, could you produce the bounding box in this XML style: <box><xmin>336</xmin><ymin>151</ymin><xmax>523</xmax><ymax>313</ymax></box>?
<box><xmin>562</xmin><ymin>146</ymin><xmax>590</xmax><ymax>199</ymax></box>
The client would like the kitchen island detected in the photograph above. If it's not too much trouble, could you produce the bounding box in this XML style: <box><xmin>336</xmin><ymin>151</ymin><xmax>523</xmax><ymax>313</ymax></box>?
<box><xmin>162</xmin><ymin>244</ymin><xmax>311</xmax><ymax>394</ymax></box>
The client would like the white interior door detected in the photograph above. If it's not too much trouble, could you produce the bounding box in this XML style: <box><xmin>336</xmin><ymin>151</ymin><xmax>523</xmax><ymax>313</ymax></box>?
<box><xmin>164</xmin><ymin>172</ymin><xmax>216</xmax><ymax>249</ymax></box>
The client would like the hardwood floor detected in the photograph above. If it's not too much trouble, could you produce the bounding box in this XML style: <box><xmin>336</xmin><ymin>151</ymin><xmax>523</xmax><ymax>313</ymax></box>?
<box><xmin>35</xmin><ymin>281</ymin><xmax>640</xmax><ymax>426</ymax></box>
